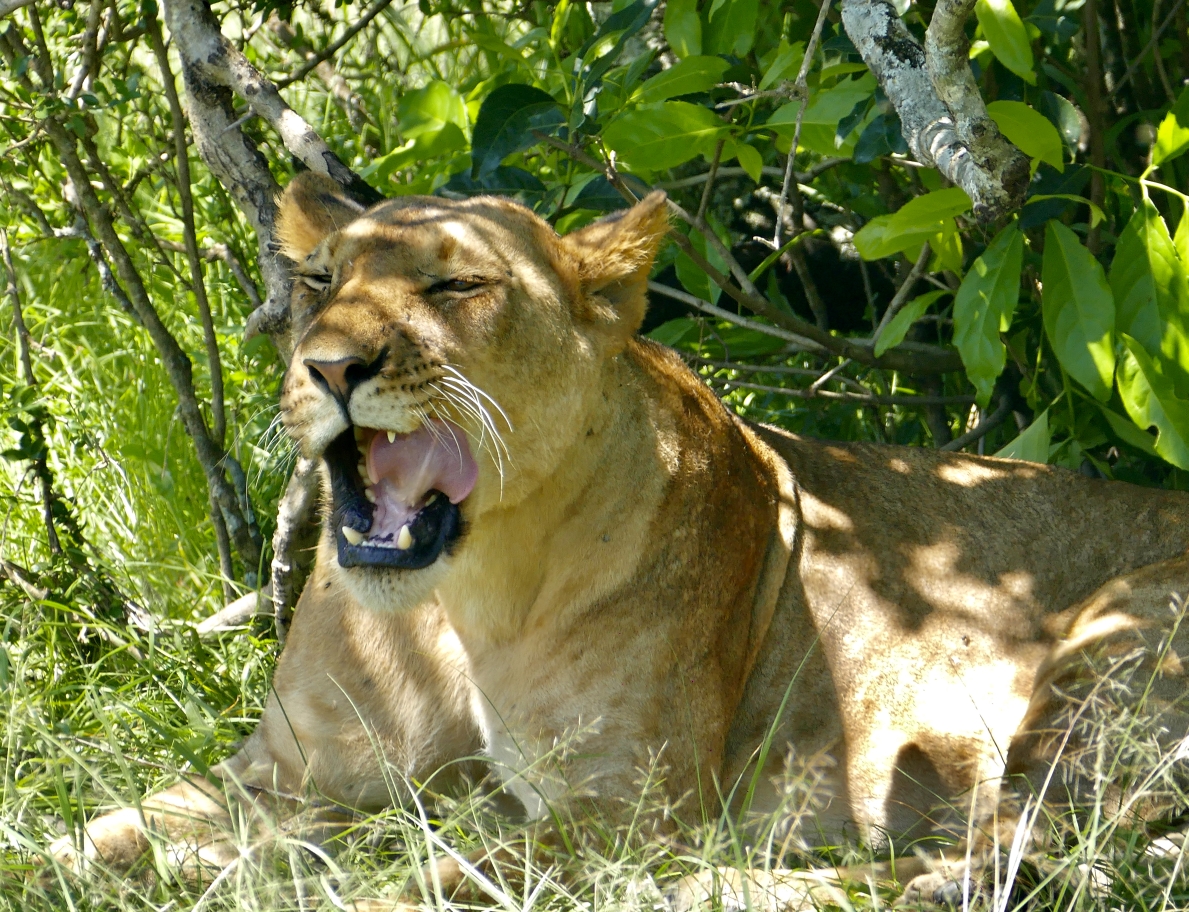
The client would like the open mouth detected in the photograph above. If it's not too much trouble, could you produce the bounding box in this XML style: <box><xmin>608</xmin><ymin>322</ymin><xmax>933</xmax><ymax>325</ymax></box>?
<box><xmin>324</xmin><ymin>418</ymin><xmax>478</xmax><ymax>570</ymax></box>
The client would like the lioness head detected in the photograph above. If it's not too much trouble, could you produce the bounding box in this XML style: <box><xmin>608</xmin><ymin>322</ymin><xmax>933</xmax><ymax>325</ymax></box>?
<box><xmin>276</xmin><ymin>172</ymin><xmax>668</xmax><ymax>609</ymax></box>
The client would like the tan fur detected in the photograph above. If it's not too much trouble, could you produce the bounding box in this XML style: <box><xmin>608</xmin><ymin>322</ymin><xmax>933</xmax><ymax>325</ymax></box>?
<box><xmin>52</xmin><ymin>177</ymin><xmax>1189</xmax><ymax>905</ymax></box>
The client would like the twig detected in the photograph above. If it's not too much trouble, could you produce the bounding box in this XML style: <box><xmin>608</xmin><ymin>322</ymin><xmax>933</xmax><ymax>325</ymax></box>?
<box><xmin>65</xmin><ymin>0</ymin><xmax>102</xmax><ymax>102</ymax></box>
<box><xmin>1082</xmin><ymin>0</ymin><xmax>1108</xmax><ymax>254</ymax></box>
<box><xmin>1107</xmin><ymin>0</ymin><xmax>1187</xmax><ymax>100</ymax></box>
<box><xmin>159</xmin><ymin>240</ymin><xmax>263</xmax><ymax>310</ymax></box>
<box><xmin>940</xmin><ymin>395</ymin><xmax>1010</xmax><ymax>451</ymax></box>
<box><xmin>773</xmin><ymin>0</ymin><xmax>833</xmax><ymax>249</ymax></box>
<box><xmin>871</xmin><ymin>243</ymin><xmax>932</xmax><ymax>348</ymax></box>
<box><xmin>697</xmin><ymin>139</ymin><xmax>725</xmax><ymax>226</ymax></box>
<box><xmin>274</xmin><ymin>0</ymin><xmax>396</xmax><ymax>90</ymax></box>
<box><xmin>195</xmin><ymin>590</ymin><xmax>270</xmax><ymax>635</ymax></box>
<box><xmin>268</xmin><ymin>14</ymin><xmax>368</xmax><ymax>130</ymax></box>
<box><xmin>809</xmin><ymin>358</ymin><xmax>853</xmax><ymax>392</ymax></box>
<box><xmin>707</xmin><ymin>376</ymin><xmax>976</xmax><ymax>406</ymax></box>
<box><xmin>648</xmin><ymin>281</ymin><xmax>825</xmax><ymax>350</ymax></box>
<box><xmin>1</xmin><ymin>230</ymin><xmax>59</xmax><ymax>554</ymax></box>
<box><xmin>537</xmin><ymin>129</ymin><xmax>965</xmax><ymax>374</ymax></box>
<box><xmin>657</xmin><ymin>159</ymin><xmax>847</xmax><ymax>190</ymax></box>
<box><xmin>0</xmin><ymin>0</ymin><xmax>33</xmax><ymax>19</ymax></box>
<box><xmin>148</xmin><ymin>18</ymin><xmax>227</xmax><ymax>452</ymax></box>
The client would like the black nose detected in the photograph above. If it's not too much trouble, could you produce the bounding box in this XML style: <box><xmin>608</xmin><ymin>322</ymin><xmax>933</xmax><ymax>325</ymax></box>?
<box><xmin>303</xmin><ymin>355</ymin><xmax>373</xmax><ymax>401</ymax></box>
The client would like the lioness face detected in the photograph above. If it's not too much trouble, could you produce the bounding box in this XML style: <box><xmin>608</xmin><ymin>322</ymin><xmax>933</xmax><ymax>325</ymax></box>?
<box><xmin>275</xmin><ymin>173</ymin><xmax>667</xmax><ymax>610</ymax></box>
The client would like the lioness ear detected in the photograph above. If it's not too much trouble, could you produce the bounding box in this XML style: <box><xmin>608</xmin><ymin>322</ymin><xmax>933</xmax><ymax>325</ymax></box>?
<box><xmin>561</xmin><ymin>191</ymin><xmax>669</xmax><ymax>340</ymax></box>
<box><xmin>276</xmin><ymin>172</ymin><xmax>365</xmax><ymax>262</ymax></box>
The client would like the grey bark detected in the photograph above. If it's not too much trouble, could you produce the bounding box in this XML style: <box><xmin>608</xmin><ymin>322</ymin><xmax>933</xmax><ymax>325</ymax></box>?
<box><xmin>841</xmin><ymin>0</ymin><xmax>1031</xmax><ymax>221</ymax></box>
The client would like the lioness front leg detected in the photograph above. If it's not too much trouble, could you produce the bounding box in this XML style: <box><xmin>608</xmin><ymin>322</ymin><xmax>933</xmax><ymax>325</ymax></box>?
<box><xmin>48</xmin><ymin>569</ymin><xmax>482</xmax><ymax>881</ymax></box>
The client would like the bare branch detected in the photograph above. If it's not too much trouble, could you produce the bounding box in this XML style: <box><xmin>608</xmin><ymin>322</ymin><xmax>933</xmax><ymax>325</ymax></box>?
<box><xmin>148</xmin><ymin>18</ymin><xmax>226</xmax><ymax>449</ymax></box>
<box><xmin>940</xmin><ymin>395</ymin><xmax>1010</xmax><ymax>451</ymax></box>
<box><xmin>539</xmin><ymin>129</ymin><xmax>965</xmax><ymax>374</ymax></box>
<box><xmin>1</xmin><ymin>230</ymin><xmax>59</xmax><ymax>553</ymax></box>
<box><xmin>0</xmin><ymin>0</ymin><xmax>33</xmax><ymax>19</ymax></box>
<box><xmin>841</xmin><ymin>0</ymin><xmax>1030</xmax><ymax>221</ymax></box>
<box><xmin>270</xmin><ymin>457</ymin><xmax>319</xmax><ymax>641</ymax></box>
<box><xmin>648</xmin><ymin>280</ymin><xmax>826</xmax><ymax>351</ymax></box>
<box><xmin>657</xmin><ymin>159</ymin><xmax>847</xmax><ymax>190</ymax></box>
<box><xmin>274</xmin><ymin>0</ymin><xmax>396</xmax><ymax>91</ymax></box>
<box><xmin>160</xmin><ymin>0</ymin><xmax>378</xmax><ymax>357</ymax></box>
<box><xmin>706</xmin><ymin>376</ymin><xmax>976</xmax><ymax>407</ymax></box>
<box><xmin>773</xmin><ymin>0</ymin><xmax>833</xmax><ymax>248</ymax></box>
<box><xmin>870</xmin><ymin>242</ymin><xmax>931</xmax><ymax>348</ymax></box>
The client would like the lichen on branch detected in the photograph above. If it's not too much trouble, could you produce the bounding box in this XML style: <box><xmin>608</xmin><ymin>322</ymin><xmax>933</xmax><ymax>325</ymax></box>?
<box><xmin>841</xmin><ymin>0</ymin><xmax>1030</xmax><ymax>221</ymax></box>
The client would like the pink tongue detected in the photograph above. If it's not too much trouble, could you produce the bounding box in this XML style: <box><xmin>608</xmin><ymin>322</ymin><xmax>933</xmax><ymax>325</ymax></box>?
<box><xmin>366</xmin><ymin>419</ymin><xmax>478</xmax><ymax>507</ymax></box>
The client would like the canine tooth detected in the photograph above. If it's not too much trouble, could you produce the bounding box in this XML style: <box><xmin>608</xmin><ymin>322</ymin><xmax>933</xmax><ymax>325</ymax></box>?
<box><xmin>387</xmin><ymin>430</ymin><xmax>397</xmax><ymax>443</ymax></box>
<box><xmin>342</xmin><ymin>526</ymin><xmax>364</xmax><ymax>545</ymax></box>
<box><xmin>397</xmin><ymin>525</ymin><xmax>414</xmax><ymax>550</ymax></box>
<box><xmin>364</xmin><ymin>487</ymin><xmax>376</xmax><ymax>503</ymax></box>
<box><xmin>426</xmin><ymin>493</ymin><xmax>438</xmax><ymax>505</ymax></box>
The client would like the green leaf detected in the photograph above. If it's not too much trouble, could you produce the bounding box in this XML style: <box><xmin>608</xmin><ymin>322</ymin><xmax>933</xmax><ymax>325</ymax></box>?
<box><xmin>1110</xmin><ymin>201</ymin><xmax>1189</xmax><ymax>399</ymax></box>
<box><xmin>953</xmin><ymin>225</ymin><xmax>1023</xmax><ymax>407</ymax></box>
<box><xmin>1152</xmin><ymin>85</ymin><xmax>1189</xmax><ymax>167</ymax></box>
<box><xmin>1041</xmin><ymin>220</ymin><xmax>1116</xmax><ymax>401</ymax></box>
<box><xmin>875</xmin><ymin>289</ymin><xmax>950</xmax><ymax>357</ymax></box>
<box><xmin>663</xmin><ymin>0</ymin><xmax>702</xmax><ymax>57</ymax></box>
<box><xmin>1025</xmin><ymin>194</ymin><xmax>1104</xmax><ymax>227</ymax></box>
<box><xmin>703</xmin><ymin>0</ymin><xmax>758</xmax><ymax>57</ymax></box>
<box><xmin>470</xmin><ymin>84</ymin><xmax>564</xmax><ymax>177</ymax></box>
<box><xmin>674</xmin><ymin>220</ymin><xmax>729</xmax><ymax>304</ymax></box>
<box><xmin>986</xmin><ymin>100</ymin><xmax>1063</xmax><ymax>171</ymax></box>
<box><xmin>853</xmin><ymin>188</ymin><xmax>972</xmax><ymax>260</ymax></box>
<box><xmin>1098</xmin><ymin>403</ymin><xmax>1158</xmax><ymax>456</ymax></box>
<box><xmin>758</xmin><ymin>40</ymin><xmax>805</xmax><ymax>91</ymax></box>
<box><xmin>363</xmin><ymin>123</ymin><xmax>467</xmax><ymax>182</ymax></box>
<box><xmin>397</xmin><ymin>81</ymin><xmax>468</xmax><ymax>139</ymax></box>
<box><xmin>729</xmin><ymin>140</ymin><xmax>763</xmax><ymax>183</ymax></box>
<box><xmin>1118</xmin><ymin>335</ymin><xmax>1189</xmax><ymax>469</ymax></box>
<box><xmin>994</xmin><ymin>408</ymin><xmax>1050</xmax><ymax>462</ymax></box>
<box><xmin>1176</xmin><ymin>207</ymin><xmax>1189</xmax><ymax>262</ymax></box>
<box><xmin>1111</xmin><ymin>200</ymin><xmax>1178</xmax><ymax>354</ymax></box>
<box><xmin>975</xmin><ymin>0</ymin><xmax>1036</xmax><ymax>83</ymax></box>
<box><xmin>767</xmin><ymin>74</ymin><xmax>877</xmax><ymax>155</ymax></box>
<box><xmin>634</xmin><ymin>56</ymin><xmax>729</xmax><ymax>103</ymax></box>
<box><xmin>603</xmin><ymin>101</ymin><xmax>728</xmax><ymax>171</ymax></box>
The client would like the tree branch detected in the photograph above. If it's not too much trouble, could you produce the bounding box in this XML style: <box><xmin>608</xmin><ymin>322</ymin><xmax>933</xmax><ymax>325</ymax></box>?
<box><xmin>273</xmin><ymin>0</ymin><xmax>396</xmax><ymax>91</ymax></box>
<box><xmin>940</xmin><ymin>395</ymin><xmax>1010</xmax><ymax>451</ymax></box>
<box><xmin>841</xmin><ymin>0</ymin><xmax>1030</xmax><ymax>221</ymax></box>
<box><xmin>539</xmin><ymin>129</ymin><xmax>965</xmax><ymax>373</ymax></box>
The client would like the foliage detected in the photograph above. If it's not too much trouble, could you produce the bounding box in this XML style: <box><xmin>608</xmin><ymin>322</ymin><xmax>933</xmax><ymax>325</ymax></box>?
<box><xmin>2</xmin><ymin>0</ymin><xmax>1189</xmax><ymax>907</ymax></box>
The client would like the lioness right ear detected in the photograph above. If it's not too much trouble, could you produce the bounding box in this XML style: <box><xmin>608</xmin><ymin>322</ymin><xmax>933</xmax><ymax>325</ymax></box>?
<box><xmin>561</xmin><ymin>191</ymin><xmax>669</xmax><ymax>343</ymax></box>
<box><xmin>276</xmin><ymin>172</ymin><xmax>365</xmax><ymax>262</ymax></box>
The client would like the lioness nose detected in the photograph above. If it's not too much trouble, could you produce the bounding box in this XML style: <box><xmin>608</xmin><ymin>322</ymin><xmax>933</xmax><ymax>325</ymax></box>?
<box><xmin>304</xmin><ymin>356</ymin><xmax>369</xmax><ymax>401</ymax></box>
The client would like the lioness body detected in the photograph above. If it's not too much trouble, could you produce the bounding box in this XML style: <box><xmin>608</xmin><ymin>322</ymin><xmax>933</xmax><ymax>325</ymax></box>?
<box><xmin>52</xmin><ymin>178</ymin><xmax>1189</xmax><ymax>897</ymax></box>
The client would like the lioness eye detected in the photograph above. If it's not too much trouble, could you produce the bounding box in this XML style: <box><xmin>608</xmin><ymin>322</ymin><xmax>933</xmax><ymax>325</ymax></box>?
<box><xmin>429</xmin><ymin>278</ymin><xmax>482</xmax><ymax>294</ymax></box>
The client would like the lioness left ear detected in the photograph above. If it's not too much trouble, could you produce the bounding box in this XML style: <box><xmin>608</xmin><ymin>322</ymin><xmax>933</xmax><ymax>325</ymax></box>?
<box><xmin>561</xmin><ymin>191</ymin><xmax>669</xmax><ymax>343</ymax></box>
<box><xmin>276</xmin><ymin>172</ymin><xmax>365</xmax><ymax>262</ymax></box>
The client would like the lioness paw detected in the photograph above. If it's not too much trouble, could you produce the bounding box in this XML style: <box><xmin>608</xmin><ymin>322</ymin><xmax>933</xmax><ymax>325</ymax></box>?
<box><xmin>665</xmin><ymin>866</ymin><xmax>848</xmax><ymax>912</ymax></box>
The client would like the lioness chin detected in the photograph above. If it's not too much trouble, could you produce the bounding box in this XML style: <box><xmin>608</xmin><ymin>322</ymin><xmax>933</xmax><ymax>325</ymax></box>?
<box><xmin>49</xmin><ymin>173</ymin><xmax>1189</xmax><ymax>908</ymax></box>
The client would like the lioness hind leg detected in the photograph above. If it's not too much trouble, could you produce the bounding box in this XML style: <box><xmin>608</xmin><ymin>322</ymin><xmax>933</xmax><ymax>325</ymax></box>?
<box><xmin>899</xmin><ymin>555</ymin><xmax>1189</xmax><ymax>908</ymax></box>
<box><xmin>1006</xmin><ymin>554</ymin><xmax>1189</xmax><ymax>824</ymax></box>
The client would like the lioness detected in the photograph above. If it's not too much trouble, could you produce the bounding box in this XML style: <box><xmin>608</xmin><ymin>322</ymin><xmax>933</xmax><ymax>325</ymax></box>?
<box><xmin>51</xmin><ymin>173</ymin><xmax>1189</xmax><ymax>906</ymax></box>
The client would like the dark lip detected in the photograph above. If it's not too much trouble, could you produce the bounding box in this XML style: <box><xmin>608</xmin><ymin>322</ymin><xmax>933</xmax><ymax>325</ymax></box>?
<box><xmin>322</xmin><ymin>428</ymin><xmax>465</xmax><ymax>570</ymax></box>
